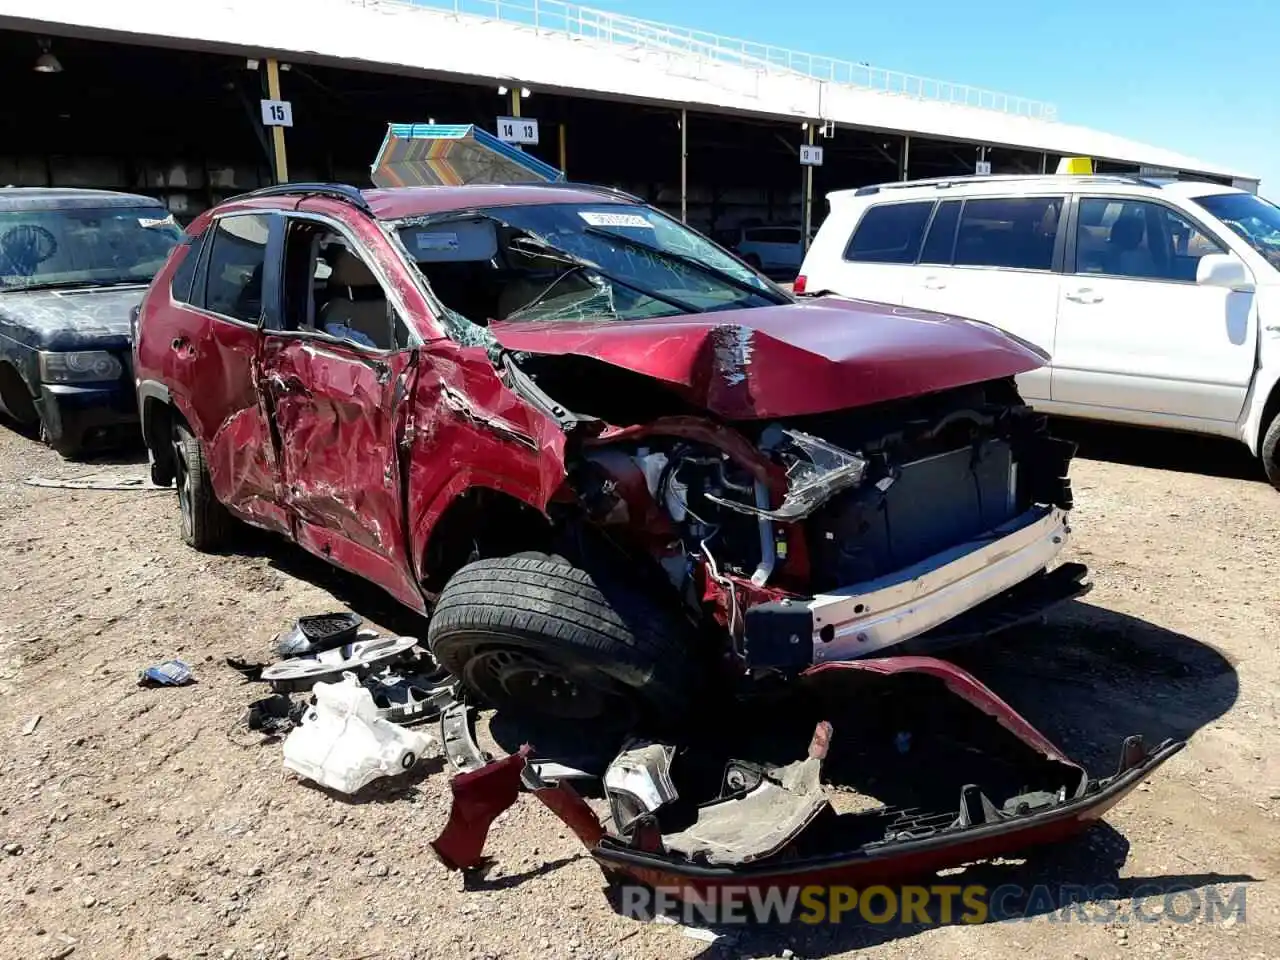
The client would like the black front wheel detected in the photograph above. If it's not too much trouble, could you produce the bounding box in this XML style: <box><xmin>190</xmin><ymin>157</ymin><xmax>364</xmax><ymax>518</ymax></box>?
<box><xmin>172</xmin><ymin>423</ymin><xmax>232</xmax><ymax>551</ymax></box>
<box><xmin>428</xmin><ymin>552</ymin><xmax>701</xmax><ymax>726</ymax></box>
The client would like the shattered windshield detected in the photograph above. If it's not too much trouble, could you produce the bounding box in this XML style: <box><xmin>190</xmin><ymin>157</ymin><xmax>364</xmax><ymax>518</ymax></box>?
<box><xmin>1195</xmin><ymin>192</ymin><xmax>1280</xmax><ymax>271</ymax></box>
<box><xmin>395</xmin><ymin>202</ymin><xmax>786</xmax><ymax>336</ymax></box>
<box><xmin>0</xmin><ymin>207</ymin><xmax>185</xmax><ymax>290</ymax></box>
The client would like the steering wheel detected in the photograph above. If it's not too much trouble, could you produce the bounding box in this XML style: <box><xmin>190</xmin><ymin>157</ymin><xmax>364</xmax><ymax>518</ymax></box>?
<box><xmin>1</xmin><ymin>224</ymin><xmax>58</xmax><ymax>277</ymax></box>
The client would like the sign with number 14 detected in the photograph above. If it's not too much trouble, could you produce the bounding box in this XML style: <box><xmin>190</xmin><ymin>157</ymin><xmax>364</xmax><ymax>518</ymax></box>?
<box><xmin>496</xmin><ymin>116</ymin><xmax>540</xmax><ymax>145</ymax></box>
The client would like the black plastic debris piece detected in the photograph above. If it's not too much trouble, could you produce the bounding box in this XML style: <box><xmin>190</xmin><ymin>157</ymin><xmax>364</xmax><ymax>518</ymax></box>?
<box><xmin>273</xmin><ymin>612</ymin><xmax>363</xmax><ymax>658</ymax></box>
<box><xmin>363</xmin><ymin>671</ymin><xmax>456</xmax><ymax>726</ymax></box>
<box><xmin>138</xmin><ymin>660</ymin><xmax>194</xmax><ymax>687</ymax></box>
<box><xmin>226</xmin><ymin>656</ymin><xmax>268</xmax><ymax>682</ymax></box>
<box><xmin>244</xmin><ymin>694</ymin><xmax>307</xmax><ymax>738</ymax></box>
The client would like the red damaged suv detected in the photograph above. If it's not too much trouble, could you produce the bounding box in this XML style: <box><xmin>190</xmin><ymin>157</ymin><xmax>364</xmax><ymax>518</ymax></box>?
<box><xmin>133</xmin><ymin>182</ymin><xmax>1089</xmax><ymax>721</ymax></box>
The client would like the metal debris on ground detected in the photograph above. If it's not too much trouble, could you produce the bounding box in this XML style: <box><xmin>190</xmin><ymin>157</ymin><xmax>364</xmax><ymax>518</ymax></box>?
<box><xmin>21</xmin><ymin>714</ymin><xmax>41</xmax><ymax>735</ymax></box>
<box><xmin>137</xmin><ymin>659</ymin><xmax>194</xmax><ymax>687</ymax></box>
<box><xmin>261</xmin><ymin>631</ymin><xmax>421</xmax><ymax>692</ymax></box>
<box><xmin>25</xmin><ymin>471</ymin><xmax>165</xmax><ymax>491</ymax></box>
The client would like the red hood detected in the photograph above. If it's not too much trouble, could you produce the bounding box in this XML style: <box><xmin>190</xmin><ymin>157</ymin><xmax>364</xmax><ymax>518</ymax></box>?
<box><xmin>490</xmin><ymin>296</ymin><xmax>1047</xmax><ymax>419</ymax></box>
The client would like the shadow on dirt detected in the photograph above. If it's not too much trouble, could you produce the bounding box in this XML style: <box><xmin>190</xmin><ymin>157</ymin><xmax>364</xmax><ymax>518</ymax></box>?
<box><xmin>1</xmin><ymin>414</ymin><xmax>150</xmax><ymax>467</ymax></box>
<box><xmin>1052</xmin><ymin>418</ymin><xmax>1266</xmax><ymax>484</ymax></box>
<box><xmin>238</xmin><ymin>527</ymin><xmax>430</xmax><ymax>640</ymax></box>
<box><xmin>463</xmin><ymin>854</ymin><xmax>586</xmax><ymax>892</ymax></box>
<box><xmin>295</xmin><ymin>754</ymin><xmax>447</xmax><ymax>806</ymax></box>
<box><xmin>949</xmin><ymin>600</ymin><xmax>1239</xmax><ymax>769</ymax></box>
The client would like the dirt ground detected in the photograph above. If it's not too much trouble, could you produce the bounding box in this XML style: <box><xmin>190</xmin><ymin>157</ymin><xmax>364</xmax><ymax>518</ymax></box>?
<box><xmin>1</xmin><ymin>420</ymin><xmax>1278</xmax><ymax>960</ymax></box>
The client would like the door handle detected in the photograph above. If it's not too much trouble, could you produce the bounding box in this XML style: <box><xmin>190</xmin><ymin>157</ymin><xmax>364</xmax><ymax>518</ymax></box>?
<box><xmin>1064</xmin><ymin>289</ymin><xmax>1103</xmax><ymax>304</ymax></box>
<box><xmin>922</xmin><ymin>277</ymin><xmax>947</xmax><ymax>290</ymax></box>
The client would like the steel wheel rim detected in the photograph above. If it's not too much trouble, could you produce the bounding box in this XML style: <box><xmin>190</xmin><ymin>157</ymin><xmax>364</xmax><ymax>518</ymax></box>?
<box><xmin>462</xmin><ymin>646</ymin><xmax>619</xmax><ymax>721</ymax></box>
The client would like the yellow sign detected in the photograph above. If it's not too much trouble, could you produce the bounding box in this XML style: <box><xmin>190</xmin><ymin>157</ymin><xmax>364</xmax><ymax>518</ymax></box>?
<box><xmin>1056</xmin><ymin>156</ymin><xmax>1095</xmax><ymax>175</ymax></box>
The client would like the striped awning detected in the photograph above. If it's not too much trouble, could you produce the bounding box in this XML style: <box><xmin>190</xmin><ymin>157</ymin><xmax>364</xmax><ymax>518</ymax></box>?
<box><xmin>370</xmin><ymin>123</ymin><xmax>565</xmax><ymax>188</ymax></box>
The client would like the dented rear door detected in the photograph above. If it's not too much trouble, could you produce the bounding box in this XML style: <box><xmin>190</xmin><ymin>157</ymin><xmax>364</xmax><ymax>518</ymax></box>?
<box><xmin>257</xmin><ymin>335</ymin><xmax>425</xmax><ymax>611</ymax></box>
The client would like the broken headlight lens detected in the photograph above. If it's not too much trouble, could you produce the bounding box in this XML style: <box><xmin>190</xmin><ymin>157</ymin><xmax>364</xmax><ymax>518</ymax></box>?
<box><xmin>705</xmin><ymin>429</ymin><xmax>868</xmax><ymax>522</ymax></box>
<box><xmin>38</xmin><ymin>350</ymin><xmax>123</xmax><ymax>384</ymax></box>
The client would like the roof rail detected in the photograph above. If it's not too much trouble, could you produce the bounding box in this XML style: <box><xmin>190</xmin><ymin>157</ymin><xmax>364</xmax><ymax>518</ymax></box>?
<box><xmin>850</xmin><ymin>173</ymin><xmax>1157</xmax><ymax>196</ymax></box>
<box><xmin>224</xmin><ymin>182</ymin><xmax>373</xmax><ymax>213</ymax></box>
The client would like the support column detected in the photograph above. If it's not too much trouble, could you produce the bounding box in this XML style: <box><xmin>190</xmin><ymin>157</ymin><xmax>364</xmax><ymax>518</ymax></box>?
<box><xmin>265</xmin><ymin>58</ymin><xmax>289</xmax><ymax>184</ymax></box>
<box><xmin>900</xmin><ymin>134</ymin><xmax>911</xmax><ymax>182</ymax></box>
<box><xmin>510</xmin><ymin>88</ymin><xmax>523</xmax><ymax>152</ymax></box>
<box><xmin>802</xmin><ymin>122</ymin><xmax>816</xmax><ymax>252</ymax></box>
<box><xmin>559</xmin><ymin>123</ymin><xmax>567</xmax><ymax>176</ymax></box>
<box><xmin>680</xmin><ymin>109</ymin><xmax>688</xmax><ymax>224</ymax></box>
<box><xmin>1040</xmin><ymin>151</ymin><xmax>1048</xmax><ymax>174</ymax></box>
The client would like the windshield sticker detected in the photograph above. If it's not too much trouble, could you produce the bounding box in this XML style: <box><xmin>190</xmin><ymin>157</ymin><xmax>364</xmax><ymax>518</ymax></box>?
<box><xmin>416</xmin><ymin>232</ymin><xmax>460</xmax><ymax>252</ymax></box>
<box><xmin>138</xmin><ymin>215</ymin><xmax>176</xmax><ymax>228</ymax></box>
<box><xmin>578</xmin><ymin>212</ymin><xmax>654</xmax><ymax>230</ymax></box>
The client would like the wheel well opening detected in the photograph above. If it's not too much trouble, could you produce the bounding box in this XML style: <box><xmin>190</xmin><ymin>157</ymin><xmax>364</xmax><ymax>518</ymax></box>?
<box><xmin>144</xmin><ymin>397</ymin><xmax>179</xmax><ymax>482</ymax></box>
<box><xmin>1260</xmin><ymin>382</ymin><xmax>1280</xmax><ymax>452</ymax></box>
<box><xmin>421</xmin><ymin>488</ymin><xmax>552</xmax><ymax>595</ymax></box>
<box><xmin>0</xmin><ymin>363</ymin><xmax>37</xmax><ymax>425</ymax></box>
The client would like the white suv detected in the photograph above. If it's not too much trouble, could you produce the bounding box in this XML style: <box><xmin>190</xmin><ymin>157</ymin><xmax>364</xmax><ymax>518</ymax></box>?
<box><xmin>723</xmin><ymin>224</ymin><xmax>806</xmax><ymax>276</ymax></box>
<box><xmin>797</xmin><ymin>175</ymin><xmax>1280</xmax><ymax>489</ymax></box>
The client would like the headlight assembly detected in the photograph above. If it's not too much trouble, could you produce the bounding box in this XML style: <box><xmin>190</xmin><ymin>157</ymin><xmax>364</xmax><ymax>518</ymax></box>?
<box><xmin>38</xmin><ymin>350</ymin><xmax>124</xmax><ymax>384</ymax></box>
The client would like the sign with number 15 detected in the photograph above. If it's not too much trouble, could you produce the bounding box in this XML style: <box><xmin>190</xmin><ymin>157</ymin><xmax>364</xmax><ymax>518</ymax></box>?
<box><xmin>260</xmin><ymin>99</ymin><xmax>293</xmax><ymax>128</ymax></box>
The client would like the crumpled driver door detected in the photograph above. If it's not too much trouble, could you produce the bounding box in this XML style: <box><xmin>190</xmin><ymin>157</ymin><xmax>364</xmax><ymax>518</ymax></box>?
<box><xmin>257</xmin><ymin>336</ymin><xmax>425</xmax><ymax>612</ymax></box>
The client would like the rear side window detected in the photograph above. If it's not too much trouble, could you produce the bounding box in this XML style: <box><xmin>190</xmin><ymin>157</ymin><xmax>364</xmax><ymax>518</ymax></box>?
<box><xmin>954</xmin><ymin>197</ymin><xmax>1063</xmax><ymax>271</ymax></box>
<box><xmin>844</xmin><ymin>202</ymin><xmax>933</xmax><ymax>264</ymax></box>
<box><xmin>204</xmin><ymin>215</ymin><xmax>271</xmax><ymax>323</ymax></box>
<box><xmin>169</xmin><ymin>235</ymin><xmax>204</xmax><ymax>304</ymax></box>
<box><xmin>919</xmin><ymin>200</ymin><xmax>962</xmax><ymax>264</ymax></box>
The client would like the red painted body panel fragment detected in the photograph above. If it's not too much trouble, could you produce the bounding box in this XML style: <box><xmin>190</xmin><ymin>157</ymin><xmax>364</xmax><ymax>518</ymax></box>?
<box><xmin>431</xmin><ymin>747</ymin><xmax>533</xmax><ymax>871</ymax></box>
<box><xmin>491</xmin><ymin>297</ymin><xmax>1048</xmax><ymax>419</ymax></box>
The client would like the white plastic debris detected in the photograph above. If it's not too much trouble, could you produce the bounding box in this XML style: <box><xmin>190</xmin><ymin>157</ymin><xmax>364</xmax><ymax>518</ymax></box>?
<box><xmin>282</xmin><ymin>672</ymin><xmax>438</xmax><ymax>794</ymax></box>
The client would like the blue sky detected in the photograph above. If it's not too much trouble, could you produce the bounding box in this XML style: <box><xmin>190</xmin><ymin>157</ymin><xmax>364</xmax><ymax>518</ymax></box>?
<box><xmin>593</xmin><ymin>0</ymin><xmax>1275</xmax><ymax>197</ymax></box>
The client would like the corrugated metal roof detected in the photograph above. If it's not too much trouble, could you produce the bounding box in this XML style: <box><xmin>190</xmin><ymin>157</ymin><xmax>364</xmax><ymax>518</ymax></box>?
<box><xmin>0</xmin><ymin>0</ymin><xmax>1257</xmax><ymax>186</ymax></box>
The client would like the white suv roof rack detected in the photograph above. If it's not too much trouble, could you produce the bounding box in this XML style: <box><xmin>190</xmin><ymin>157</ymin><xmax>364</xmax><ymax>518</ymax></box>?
<box><xmin>846</xmin><ymin>173</ymin><xmax>1161</xmax><ymax>197</ymax></box>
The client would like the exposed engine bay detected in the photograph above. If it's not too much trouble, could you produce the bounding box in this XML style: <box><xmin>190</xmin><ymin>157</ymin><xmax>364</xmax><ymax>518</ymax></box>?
<box><xmin>562</xmin><ymin>376</ymin><xmax>1079</xmax><ymax>669</ymax></box>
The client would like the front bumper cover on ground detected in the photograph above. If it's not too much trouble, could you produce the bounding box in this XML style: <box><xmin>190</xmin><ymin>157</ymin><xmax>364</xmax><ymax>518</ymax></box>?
<box><xmin>429</xmin><ymin>656</ymin><xmax>1182</xmax><ymax>895</ymax></box>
